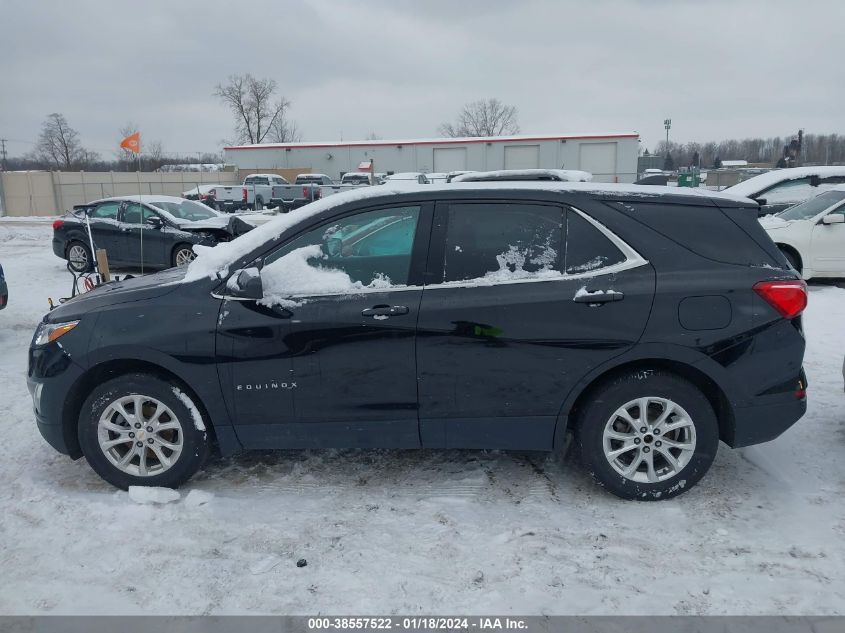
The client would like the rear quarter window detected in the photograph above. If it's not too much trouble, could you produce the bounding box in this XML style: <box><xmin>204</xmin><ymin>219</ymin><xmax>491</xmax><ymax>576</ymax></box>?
<box><xmin>605</xmin><ymin>201</ymin><xmax>781</xmax><ymax>267</ymax></box>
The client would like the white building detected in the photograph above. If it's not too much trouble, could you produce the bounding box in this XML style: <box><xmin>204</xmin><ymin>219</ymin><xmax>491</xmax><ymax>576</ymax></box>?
<box><xmin>224</xmin><ymin>132</ymin><xmax>640</xmax><ymax>183</ymax></box>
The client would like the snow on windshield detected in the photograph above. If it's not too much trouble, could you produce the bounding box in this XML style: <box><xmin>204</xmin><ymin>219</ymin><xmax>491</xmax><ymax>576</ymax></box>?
<box><xmin>259</xmin><ymin>244</ymin><xmax>394</xmax><ymax>307</ymax></box>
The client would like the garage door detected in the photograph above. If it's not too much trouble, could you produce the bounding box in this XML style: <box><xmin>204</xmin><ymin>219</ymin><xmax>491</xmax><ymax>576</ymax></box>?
<box><xmin>579</xmin><ymin>143</ymin><xmax>617</xmax><ymax>182</ymax></box>
<box><xmin>433</xmin><ymin>147</ymin><xmax>467</xmax><ymax>172</ymax></box>
<box><xmin>504</xmin><ymin>145</ymin><xmax>540</xmax><ymax>170</ymax></box>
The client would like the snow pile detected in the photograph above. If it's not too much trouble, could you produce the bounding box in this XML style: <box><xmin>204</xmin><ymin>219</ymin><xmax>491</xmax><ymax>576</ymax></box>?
<box><xmin>184</xmin><ymin>489</ymin><xmax>214</xmax><ymax>508</ymax></box>
<box><xmin>128</xmin><ymin>486</ymin><xmax>180</xmax><ymax>504</ymax></box>
<box><xmin>259</xmin><ymin>245</ymin><xmax>393</xmax><ymax>305</ymax></box>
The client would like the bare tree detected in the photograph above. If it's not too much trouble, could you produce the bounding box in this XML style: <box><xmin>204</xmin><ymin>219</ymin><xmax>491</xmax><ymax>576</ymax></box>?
<box><xmin>268</xmin><ymin>114</ymin><xmax>302</xmax><ymax>143</ymax></box>
<box><xmin>144</xmin><ymin>140</ymin><xmax>165</xmax><ymax>171</ymax></box>
<box><xmin>33</xmin><ymin>113</ymin><xmax>85</xmax><ymax>169</ymax></box>
<box><xmin>215</xmin><ymin>74</ymin><xmax>299</xmax><ymax>144</ymax></box>
<box><xmin>438</xmin><ymin>98</ymin><xmax>520</xmax><ymax>138</ymax></box>
<box><xmin>365</xmin><ymin>131</ymin><xmax>382</xmax><ymax>140</ymax></box>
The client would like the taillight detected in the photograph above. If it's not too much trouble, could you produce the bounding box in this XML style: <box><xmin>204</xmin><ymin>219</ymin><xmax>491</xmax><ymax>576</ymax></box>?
<box><xmin>302</xmin><ymin>185</ymin><xmax>310</xmax><ymax>198</ymax></box>
<box><xmin>242</xmin><ymin>188</ymin><xmax>248</xmax><ymax>202</ymax></box>
<box><xmin>753</xmin><ymin>279</ymin><xmax>808</xmax><ymax>319</ymax></box>
<box><xmin>52</xmin><ymin>219</ymin><xmax>64</xmax><ymax>231</ymax></box>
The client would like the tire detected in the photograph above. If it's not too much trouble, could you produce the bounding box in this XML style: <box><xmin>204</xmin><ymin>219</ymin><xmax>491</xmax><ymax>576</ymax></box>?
<box><xmin>172</xmin><ymin>244</ymin><xmax>196</xmax><ymax>268</ymax></box>
<box><xmin>576</xmin><ymin>370</ymin><xmax>719</xmax><ymax>500</ymax></box>
<box><xmin>77</xmin><ymin>373</ymin><xmax>210</xmax><ymax>490</ymax></box>
<box><xmin>254</xmin><ymin>197</ymin><xmax>264</xmax><ymax>211</ymax></box>
<box><xmin>66</xmin><ymin>240</ymin><xmax>93</xmax><ymax>273</ymax></box>
<box><xmin>779</xmin><ymin>247</ymin><xmax>802</xmax><ymax>274</ymax></box>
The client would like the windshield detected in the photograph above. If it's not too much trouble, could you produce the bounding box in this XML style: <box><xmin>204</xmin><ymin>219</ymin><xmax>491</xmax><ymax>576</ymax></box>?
<box><xmin>778</xmin><ymin>190</ymin><xmax>845</xmax><ymax>221</ymax></box>
<box><xmin>150</xmin><ymin>199</ymin><xmax>218</xmax><ymax>221</ymax></box>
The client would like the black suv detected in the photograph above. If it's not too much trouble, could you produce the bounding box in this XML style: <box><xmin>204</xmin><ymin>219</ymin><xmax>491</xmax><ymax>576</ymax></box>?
<box><xmin>28</xmin><ymin>183</ymin><xmax>808</xmax><ymax>500</ymax></box>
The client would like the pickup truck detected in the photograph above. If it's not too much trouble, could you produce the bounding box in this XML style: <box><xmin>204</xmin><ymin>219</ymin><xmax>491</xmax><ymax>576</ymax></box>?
<box><xmin>269</xmin><ymin>173</ymin><xmax>361</xmax><ymax>211</ymax></box>
<box><xmin>211</xmin><ymin>174</ymin><xmax>290</xmax><ymax>212</ymax></box>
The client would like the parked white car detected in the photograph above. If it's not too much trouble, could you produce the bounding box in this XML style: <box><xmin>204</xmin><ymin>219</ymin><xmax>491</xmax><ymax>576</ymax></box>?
<box><xmin>760</xmin><ymin>187</ymin><xmax>845</xmax><ymax>279</ymax></box>
<box><xmin>451</xmin><ymin>169</ymin><xmax>593</xmax><ymax>183</ymax></box>
<box><xmin>725</xmin><ymin>166</ymin><xmax>845</xmax><ymax>217</ymax></box>
<box><xmin>383</xmin><ymin>172</ymin><xmax>430</xmax><ymax>185</ymax></box>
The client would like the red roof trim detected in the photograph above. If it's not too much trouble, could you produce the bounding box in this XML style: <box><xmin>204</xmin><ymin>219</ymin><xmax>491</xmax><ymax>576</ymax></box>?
<box><xmin>224</xmin><ymin>133</ymin><xmax>639</xmax><ymax>151</ymax></box>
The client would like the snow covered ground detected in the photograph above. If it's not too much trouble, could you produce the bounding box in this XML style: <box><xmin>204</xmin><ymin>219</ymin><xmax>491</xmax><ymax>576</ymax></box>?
<box><xmin>1</xmin><ymin>217</ymin><xmax>844</xmax><ymax>615</ymax></box>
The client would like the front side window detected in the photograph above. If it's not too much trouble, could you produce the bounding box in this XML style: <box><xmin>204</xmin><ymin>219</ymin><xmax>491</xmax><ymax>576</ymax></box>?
<box><xmin>443</xmin><ymin>203</ymin><xmax>564</xmax><ymax>283</ymax></box>
<box><xmin>261</xmin><ymin>206</ymin><xmax>421</xmax><ymax>298</ymax></box>
<box><xmin>91</xmin><ymin>202</ymin><xmax>120</xmax><ymax>219</ymax></box>
<box><xmin>123</xmin><ymin>203</ymin><xmax>158</xmax><ymax>225</ymax></box>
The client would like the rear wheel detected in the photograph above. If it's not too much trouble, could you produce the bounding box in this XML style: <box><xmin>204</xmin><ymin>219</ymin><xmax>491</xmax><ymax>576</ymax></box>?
<box><xmin>66</xmin><ymin>240</ymin><xmax>93</xmax><ymax>272</ymax></box>
<box><xmin>172</xmin><ymin>244</ymin><xmax>196</xmax><ymax>267</ymax></box>
<box><xmin>779</xmin><ymin>246</ymin><xmax>802</xmax><ymax>274</ymax></box>
<box><xmin>576</xmin><ymin>370</ymin><xmax>719</xmax><ymax>500</ymax></box>
<box><xmin>77</xmin><ymin>373</ymin><xmax>210</xmax><ymax>490</ymax></box>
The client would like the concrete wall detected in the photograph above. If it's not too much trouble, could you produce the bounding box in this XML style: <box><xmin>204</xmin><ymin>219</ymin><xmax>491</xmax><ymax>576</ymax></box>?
<box><xmin>0</xmin><ymin>171</ymin><xmax>239</xmax><ymax>217</ymax></box>
<box><xmin>225</xmin><ymin>136</ymin><xmax>641</xmax><ymax>183</ymax></box>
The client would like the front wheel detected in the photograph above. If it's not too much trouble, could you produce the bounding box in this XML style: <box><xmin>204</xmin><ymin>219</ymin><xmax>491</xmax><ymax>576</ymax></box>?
<box><xmin>172</xmin><ymin>244</ymin><xmax>196</xmax><ymax>267</ymax></box>
<box><xmin>576</xmin><ymin>370</ymin><xmax>719</xmax><ymax>500</ymax></box>
<box><xmin>77</xmin><ymin>373</ymin><xmax>210</xmax><ymax>490</ymax></box>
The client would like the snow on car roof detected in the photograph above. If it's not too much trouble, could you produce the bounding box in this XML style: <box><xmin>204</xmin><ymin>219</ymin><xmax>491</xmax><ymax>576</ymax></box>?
<box><xmin>384</xmin><ymin>172</ymin><xmax>425</xmax><ymax>179</ymax></box>
<box><xmin>725</xmin><ymin>166</ymin><xmax>845</xmax><ymax>197</ymax></box>
<box><xmin>451</xmin><ymin>169</ymin><xmax>593</xmax><ymax>183</ymax></box>
<box><xmin>296</xmin><ymin>173</ymin><xmax>331</xmax><ymax>179</ymax></box>
<box><xmin>182</xmin><ymin>181</ymin><xmax>754</xmax><ymax>284</ymax></box>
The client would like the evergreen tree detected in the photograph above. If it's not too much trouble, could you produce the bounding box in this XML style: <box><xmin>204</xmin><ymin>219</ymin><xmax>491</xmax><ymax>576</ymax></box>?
<box><xmin>713</xmin><ymin>156</ymin><xmax>722</xmax><ymax>169</ymax></box>
<box><xmin>663</xmin><ymin>152</ymin><xmax>675</xmax><ymax>171</ymax></box>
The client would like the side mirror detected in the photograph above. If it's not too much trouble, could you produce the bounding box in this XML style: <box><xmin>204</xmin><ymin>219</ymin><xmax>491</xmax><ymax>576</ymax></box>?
<box><xmin>226</xmin><ymin>267</ymin><xmax>263</xmax><ymax>299</ymax></box>
<box><xmin>753</xmin><ymin>198</ymin><xmax>767</xmax><ymax>207</ymax></box>
<box><xmin>146</xmin><ymin>216</ymin><xmax>164</xmax><ymax>229</ymax></box>
<box><xmin>822</xmin><ymin>214</ymin><xmax>845</xmax><ymax>225</ymax></box>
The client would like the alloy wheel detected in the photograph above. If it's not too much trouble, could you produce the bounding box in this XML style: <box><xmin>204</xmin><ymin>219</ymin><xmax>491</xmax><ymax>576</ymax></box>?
<box><xmin>96</xmin><ymin>395</ymin><xmax>184</xmax><ymax>476</ymax></box>
<box><xmin>68</xmin><ymin>244</ymin><xmax>89</xmax><ymax>269</ymax></box>
<box><xmin>175</xmin><ymin>248</ymin><xmax>196</xmax><ymax>266</ymax></box>
<box><xmin>602</xmin><ymin>396</ymin><xmax>696</xmax><ymax>484</ymax></box>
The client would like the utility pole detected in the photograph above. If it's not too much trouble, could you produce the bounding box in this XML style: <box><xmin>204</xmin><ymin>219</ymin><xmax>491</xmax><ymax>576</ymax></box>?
<box><xmin>0</xmin><ymin>139</ymin><xmax>7</xmax><ymax>171</ymax></box>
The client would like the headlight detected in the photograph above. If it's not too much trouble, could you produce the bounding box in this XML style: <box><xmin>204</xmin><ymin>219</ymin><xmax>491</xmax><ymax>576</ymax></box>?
<box><xmin>34</xmin><ymin>320</ymin><xmax>79</xmax><ymax>346</ymax></box>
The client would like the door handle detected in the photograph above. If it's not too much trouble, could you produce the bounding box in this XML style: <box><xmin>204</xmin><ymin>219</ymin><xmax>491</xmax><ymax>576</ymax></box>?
<box><xmin>361</xmin><ymin>305</ymin><xmax>409</xmax><ymax>317</ymax></box>
<box><xmin>573</xmin><ymin>290</ymin><xmax>624</xmax><ymax>304</ymax></box>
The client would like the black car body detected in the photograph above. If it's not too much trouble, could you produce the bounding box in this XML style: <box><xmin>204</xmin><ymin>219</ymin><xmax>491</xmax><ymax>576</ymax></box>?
<box><xmin>29</xmin><ymin>183</ymin><xmax>808</xmax><ymax>499</ymax></box>
<box><xmin>52</xmin><ymin>195</ymin><xmax>256</xmax><ymax>271</ymax></box>
<box><xmin>0</xmin><ymin>262</ymin><xmax>7</xmax><ymax>310</ymax></box>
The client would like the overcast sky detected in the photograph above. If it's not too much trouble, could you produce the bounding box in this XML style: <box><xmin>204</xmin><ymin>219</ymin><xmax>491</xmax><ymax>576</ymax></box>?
<box><xmin>1</xmin><ymin>0</ymin><xmax>842</xmax><ymax>158</ymax></box>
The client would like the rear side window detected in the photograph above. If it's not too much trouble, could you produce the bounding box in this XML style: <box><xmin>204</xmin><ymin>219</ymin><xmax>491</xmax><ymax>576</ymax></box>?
<box><xmin>443</xmin><ymin>203</ymin><xmax>563</xmax><ymax>282</ymax></box>
<box><xmin>564</xmin><ymin>210</ymin><xmax>625</xmax><ymax>274</ymax></box>
<box><xmin>91</xmin><ymin>202</ymin><xmax>120</xmax><ymax>219</ymax></box>
<box><xmin>607</xmin><ymin>201</ymin><xmax>777</xmax><ymax>266</ymax></box>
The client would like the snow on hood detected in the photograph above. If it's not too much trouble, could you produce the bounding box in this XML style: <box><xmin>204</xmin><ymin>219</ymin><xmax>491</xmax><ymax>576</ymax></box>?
<box><xmin>758</xmin><ymin>215</ymin><xmax>792</xmax><ymax>229</ymax></box>
<box><xmin>726</xmin><ymin>167</ymin><xmax>845</xmax><ymax>198</ymax></box>
<box><xmin>173</xmin><ymin>216</ymin><xmax>231</xmax><ymax>231</ymax></box>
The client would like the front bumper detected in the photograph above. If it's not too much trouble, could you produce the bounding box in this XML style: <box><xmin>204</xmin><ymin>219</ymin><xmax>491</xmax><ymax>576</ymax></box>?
<box><xmin>28</xmin><ymin>343</ymin><xmax>86</xmax><ymax>459</ymax></box>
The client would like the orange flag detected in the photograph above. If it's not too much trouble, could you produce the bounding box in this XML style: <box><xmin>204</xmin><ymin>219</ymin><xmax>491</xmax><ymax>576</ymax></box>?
<box><xmin>120</xmin><ymin>131</ymin><xmax>141</xmax><ymax>154</ymax></box>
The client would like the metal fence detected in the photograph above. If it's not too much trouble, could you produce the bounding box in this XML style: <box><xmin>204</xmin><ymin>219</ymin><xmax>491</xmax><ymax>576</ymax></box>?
<box><xmin>0</xmin><ymin>170</ymin><xmax>240</xmax><ymax>217</ymax></box>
